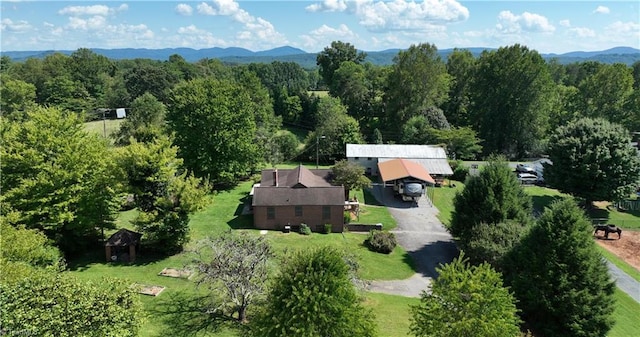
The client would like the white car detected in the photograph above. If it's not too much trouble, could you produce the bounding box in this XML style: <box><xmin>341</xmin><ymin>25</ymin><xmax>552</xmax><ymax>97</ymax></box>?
<box><xmin>516</xmin><ymin>163</ymin><xmax>535</xmax><ymax>174</ymax></box>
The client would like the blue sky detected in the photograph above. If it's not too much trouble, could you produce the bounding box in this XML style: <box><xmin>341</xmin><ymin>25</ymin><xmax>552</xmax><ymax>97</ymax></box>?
<box><xmin>1</xmin><ymin>1</ymin><xmax>638</xmax><ymax>53</ymax></box>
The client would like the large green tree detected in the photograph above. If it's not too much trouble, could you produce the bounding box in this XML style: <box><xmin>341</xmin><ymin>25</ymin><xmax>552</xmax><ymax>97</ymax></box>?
<box><xmin>0</xmin><ymin>77</ymin><xmax>36</xmax><ymax>119</ymax></box>
<box><xmin>578</xmin><ymin>63</ymin><xmax>635</xmax><ymax>130</ymax></box>
<box><xmin>449</xmin><ymin>157</ymin><xmax>532</xmax><ymax>251</ymax></box>
<box><xmin>1</xmin><ymin>270</ymin><xmax>142</xmax><ymax>337</ymax></box>
<box><xmin>443</xmin><ymin>49</ymin><xmax>477</xmax><ymax>127</ymax></box>
<box><xmin>167</xmin><ymin>78</ymin><xmax>261</xmax><ymax>186</ymax></box>
<box><xmin>114</xmin><ymin>92</ymin><xmax>167</xmax><ymax>145</ymax></box>
<box><xmin>305</xmin><ymin>96</ymin><xmax>364</xmax><ymax>161</ymax></box>
<box><xmin>117</xmin><ymin>137</ymin><xmax>206</xmax><ymax>253</ymax></box>
<box><xmin>1</xmin><ymin>106</ymin><xmax>120</xmax><ymax>254</ymax></box>
<box><xmin>470</xmin><ymin>44</ymin><xmax>554</xmax><ymax>158</ymax></box>
<box><xmin>0</xmin><ymin>223</ymin><xmax>143</xmax><ymax>336</ymax></box>
<box><xmin>503</xmin><ymin>199</ymin><xmax>615</xmax><ymax>337</ymax></box>
<box><xmin>545</xmin><ymin>117</ymin><xmax>640</xmax><ymax>206</ymax></box>
<box><xmin>410</xmin><ymin>254</ymin><xmax>521</xmax><ymax>337</ymax></box>
<box><xmin>331</xmin><ymin>160</ymin><xmax>371</xmax><ymax>200</ymax></box>
<box><xmin>316</xmin><ymin>41</ymin><xmax>366</xmax><ymax>89</ymax></box>
<box><xmin>384</xmin><ymin>43</ymin><xmax>451</xmax><ymax>140</ymax></box>
<box><xmin>251</xmin><ymin>247</ymin><xmax>376</xmax><ymax>337</ymax></box>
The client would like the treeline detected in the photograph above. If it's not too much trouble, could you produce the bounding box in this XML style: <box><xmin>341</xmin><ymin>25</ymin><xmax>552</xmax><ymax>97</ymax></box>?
<box><xmin>2</xmin><ymin>42</ymin><xmax>640</xmax><ymax>161</ymax></box>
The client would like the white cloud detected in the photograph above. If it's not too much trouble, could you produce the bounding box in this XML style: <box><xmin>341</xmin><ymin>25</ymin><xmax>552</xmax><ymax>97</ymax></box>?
<box><xmin>496</xmin><ymin>11</ymin><xmax>555</xmax><ymax>34</ymax></box>
<box><xmin>593</xmin><ymin>6</ymin><xmax>610</xmax><ymax>14</ymax></box>
<box><xmin>175</xmin><ymin>4</ymin><xmax>193</xmax><ymax>16</ymax></box>
<box><xmin>196</xmin><ymin>0</ymin><xmax>287</xmax><ymax>49</ymax></box>
<box><xmin>559</xmin><ymin>19</ymin><xmax>570</xmax><ymax>28</ymax></box>
<box><xmin>1</xmin><ymin>18</ymin><xmax>33</xmax><ymax>32</ymax></box>
<box><xmin>175</xmin><ymin>24</ymin><xmax>228</xmax><ymax>48</ymax></box>
<box><xmin>306</xmin><ymin>0</ymin><xmax>347</xmax><ymax>12</ymax></box>
<box><xmin>59</xmin><ymin>5</ymin><xmax>109</xmax><ymax>16</ymax></box>
<box><xmin>605</xmin><ymin>21</ymin><xmax>640</xmax><ymax>38</ymax></box>
<box><xmin>300</xmin><ymin>24</ymin><xmax>358</xmax><ymax>50</ymax></box>
<box><xmin>568</xmin><ymin>27</ymin><xmax>596</xmax><ymax>38</ymax></box>
<box><xmin>58</xmin><ymin>4</ymin><xmax>127</xmax><ymax>17</ymax></box>
<box><xmin>353</xmin><ymin>0</ymin><xmax>469</xmax><ymax>31</ymax></box>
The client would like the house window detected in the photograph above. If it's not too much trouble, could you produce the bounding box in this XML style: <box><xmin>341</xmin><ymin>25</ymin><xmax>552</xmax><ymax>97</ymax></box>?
<box><xmin>267</xmin><ymin>207</ymin><xmax>275</xmax><ymax>220</ymax></box>
<box><xmin>295</xmin><ymin>206</ymin><xmax>303</xmax><ymax>217</ymax></box>
<box><xmin>322</xmin><ymin>206</ymin><xmax>331</xmax><ymax>220</ymax></box>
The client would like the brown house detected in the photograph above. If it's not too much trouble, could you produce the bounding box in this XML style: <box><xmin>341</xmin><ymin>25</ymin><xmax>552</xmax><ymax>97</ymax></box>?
<box><xmin>252</xmin><ymin>165</ymin><xmax>345</xmax><ymax>233</ymax></box>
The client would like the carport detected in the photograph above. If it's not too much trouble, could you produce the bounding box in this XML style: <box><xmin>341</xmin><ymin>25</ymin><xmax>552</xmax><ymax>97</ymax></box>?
<box><xmin>378</xmin><ymin>159</ymin><xmax>436</xmax><ymax>203</ymax></box>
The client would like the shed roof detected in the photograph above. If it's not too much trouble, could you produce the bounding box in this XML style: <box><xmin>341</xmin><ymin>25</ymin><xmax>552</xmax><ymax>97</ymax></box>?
<box><xmin>346</xmin><ymin>144</ymin><xmax>447</xmax><ymax>159</ymax></box>
<box><xmin>378</xmin><ymin>158</ymin><xmax>435</xmax><ymax>184</ymax></box>
<box><xmin>106</xmin><ymin>228</ymin><xmax>142</xmax><ymax>247</ymax></box>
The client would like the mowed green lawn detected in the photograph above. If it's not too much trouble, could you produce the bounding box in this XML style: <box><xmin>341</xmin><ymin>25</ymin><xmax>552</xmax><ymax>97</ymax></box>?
<box><xmin>68</xmin><ymin>180</ymin><xmax>415</xmax><ymax>337</ymax></box>
<box><xmin>84</xmin><ymin>119</ymin><xmax>124</xmax><ymax>141</ymax></box>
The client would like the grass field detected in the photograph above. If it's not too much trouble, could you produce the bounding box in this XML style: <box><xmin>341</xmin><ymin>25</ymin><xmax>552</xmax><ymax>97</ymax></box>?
<box><xmin>597</xmin><ymin>246</ymin><xmax>640</xmax><ymax>282</ymax></box>
<box><xmin>610</xmin><ymin>289</ymin><xmax>640</xmax><ymax>337</ymax></box>
<box><xmin>84</xmin><ymin>119</ymin><xmax>123</xmax><ymax>140</ymax></box>
<box><xmin>431</xmin><ymin>181</ymin><xmax>464</xmax><ymax>226</ymax></box>
<box><xmin>68</xmin><ymin>179</ymin><xmax>413</xmax><ymax>337</ymax></box>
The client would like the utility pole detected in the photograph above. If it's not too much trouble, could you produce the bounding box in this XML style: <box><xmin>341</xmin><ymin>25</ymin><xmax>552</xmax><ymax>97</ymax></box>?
<box><xmin>316</xmin><ymin>135</ymin><xmax>326</xmax><ymax>169</ymax></box>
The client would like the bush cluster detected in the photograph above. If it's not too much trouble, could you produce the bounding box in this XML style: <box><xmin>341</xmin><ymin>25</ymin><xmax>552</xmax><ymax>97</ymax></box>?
<box><xmin>451</xmin><ymin>162</ymin><xmax>469</xmax><ymax>182</ymax></box>
<box><xmin>299</xmin><ymin>223</ymin><xmax>312</xmax><ymax>235</ymax></box>
<box><xmin>364</xmin><ymin>230</ymin><xmax>397</xmax><ymax>254</ymax></box>
<box><xmin>323</xmin><ymin>224</ymin><xmax>332</xmax><ymax>234</ymax></box>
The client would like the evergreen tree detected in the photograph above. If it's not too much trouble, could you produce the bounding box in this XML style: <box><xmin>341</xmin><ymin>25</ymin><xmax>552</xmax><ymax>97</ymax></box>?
<box><xmin>503</xmin><ymin>199</ymin><xmax>615</xmax><ymax>337</ymax></box>
<box><xmin>449</xmin><ymin>157</ymin><xmax>532</xmax><ymax>251</ymax></box>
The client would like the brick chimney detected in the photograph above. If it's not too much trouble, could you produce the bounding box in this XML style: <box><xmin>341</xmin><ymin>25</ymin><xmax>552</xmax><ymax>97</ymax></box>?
<box><xmin>273</xmin><ymin>168</ymin><xmax>278</xmax><ymax>187</ymax></box>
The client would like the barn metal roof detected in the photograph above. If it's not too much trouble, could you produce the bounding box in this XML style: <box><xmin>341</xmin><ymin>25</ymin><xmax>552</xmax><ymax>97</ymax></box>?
<box><xmin>346</xmin><ymin>144</ymin><xmax>448</xmax><ymax>159</ymax></box>
<box><xmin>378</xmin><ymin>158</ymin><xmax>453</xmax><ymax>175</ymax></box>
<box><xmin>378</xmin><ymin>159</ymin><xmax>436</xmax><ymax>184</ymax></box>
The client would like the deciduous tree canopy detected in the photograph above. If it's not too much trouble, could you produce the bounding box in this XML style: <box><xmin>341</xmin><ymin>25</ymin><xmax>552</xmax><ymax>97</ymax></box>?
<box><xmin>544</xmin><ymin>117</ymin><xmax>640</xmax><ymax>206</ymax></box>
<box><xmin>410</xmin><ymin>254</ymin><xmax>521</xmax><ymax>337</ymax></box>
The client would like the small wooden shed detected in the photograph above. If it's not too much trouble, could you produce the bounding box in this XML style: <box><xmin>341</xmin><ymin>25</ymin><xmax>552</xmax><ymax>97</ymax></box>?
<box><xmin>105</xmin><ymin>228</ymin><xmax>142</xmax><ymax>263</ymax></box>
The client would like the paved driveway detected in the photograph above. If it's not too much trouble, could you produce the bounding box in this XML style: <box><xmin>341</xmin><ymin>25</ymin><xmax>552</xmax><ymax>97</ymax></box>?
<box><xmin>367</xmin><ymin>184</ymin><xmax>459</xmax><ymax>297</ymax></box>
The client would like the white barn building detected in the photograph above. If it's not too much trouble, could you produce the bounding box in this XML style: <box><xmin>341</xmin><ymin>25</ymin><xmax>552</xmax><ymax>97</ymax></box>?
<box><xmin>346</xmin><ymin>144</ymin><xmax>453</xmax><ymax>181</ymax></box>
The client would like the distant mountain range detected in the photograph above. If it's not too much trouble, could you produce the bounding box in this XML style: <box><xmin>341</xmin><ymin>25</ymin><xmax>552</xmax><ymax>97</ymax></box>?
<box><xmin>3</xmin><ymin>45</ymin><xmax>639</xmax><ymax>67</ymax></box>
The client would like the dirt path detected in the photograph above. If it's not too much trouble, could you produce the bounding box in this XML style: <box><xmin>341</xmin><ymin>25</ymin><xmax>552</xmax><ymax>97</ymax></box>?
<box><xmin>366</xmin><ymin>184</ymin><xmax>458</xmax><ymax>298</ymax></box>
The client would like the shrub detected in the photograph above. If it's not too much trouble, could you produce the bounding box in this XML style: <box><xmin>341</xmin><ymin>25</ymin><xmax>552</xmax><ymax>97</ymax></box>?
<box><xmin>324</xmin><ymin>224</ymin><xmax>332</xmax><ymax>234</ymax></box>
<box><xmin>344</xmin><ymin>212</ymin><xmax>352</xmax><ymax>224</ymax></box>
<box><xmin>451</xmin><ymin>163</ymin><xmax>469</xmax><ymax>182</ymax></box>
<box><xmin>300</xmin><ymin>223</ymin><xmax>312</xmax><ymax>235</ymax></box>
<box><xmin>364</xmin><ymin>230</ymin><xmax>397</xmax><ymax>254</ymax></box>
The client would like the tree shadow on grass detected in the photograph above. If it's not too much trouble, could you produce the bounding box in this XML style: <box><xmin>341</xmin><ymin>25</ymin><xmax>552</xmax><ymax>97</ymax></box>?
<box><xmin>67</xmin><ymin>247</ymin><xmax>173</xmax><ymax>272</ymax></box>
<box><xmin>227</xmin><ymin>214</ymin><xmax>254</xmax><ymax>230</ymax></box>
<box><xmin>150</xmin><ymin>291</ymin><xmax>241</xmax><ymax>337</ymax></box>
<box><xmin>531</xmin><ymin>194</ymin><xmax>565</xmax><ymax>215</ymax></box>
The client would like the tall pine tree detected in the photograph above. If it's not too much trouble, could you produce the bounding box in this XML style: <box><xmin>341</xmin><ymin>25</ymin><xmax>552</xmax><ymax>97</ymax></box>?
<box><xmin>504</xmin><ymin>199</ymin><xmax>615</xmax><ymax>337</ymax></box>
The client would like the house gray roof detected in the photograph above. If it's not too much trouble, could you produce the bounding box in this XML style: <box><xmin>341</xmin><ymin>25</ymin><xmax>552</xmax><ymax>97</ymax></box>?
<box><xmin>346</xmin><ymin>144</ymin><xmax>448</xmax><ymax>159</ymax></box>
<box><xmin>378</xmin><ymin>158</ymin><xmax>453</xmax><ymax>176</ymax></box>
<box><xmin>253</xmin><ymin>165</ymin><xmax>344</xmax><ymax>206</ymax></box>
<box><xmin>252</xmin><ymin>187</ymin><xmax>344</xmax><ymax>206</ymax></box>
<box><xmin>260</xmin><ymin>166</ymin><xmax>333</xmax><ymax>188</ymax></box>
